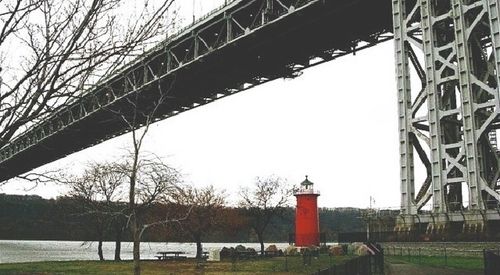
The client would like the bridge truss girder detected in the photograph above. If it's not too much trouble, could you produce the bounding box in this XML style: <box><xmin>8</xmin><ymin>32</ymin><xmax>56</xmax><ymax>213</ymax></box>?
<box><xmin>394</xmin><ymin>0</ymin><xmax>500</xmax><ymax>222</ymax></box>
<box><xmin>0</xmin><ymin>0</ymin><xmax>392</xmax><ymax>182</ymax></box>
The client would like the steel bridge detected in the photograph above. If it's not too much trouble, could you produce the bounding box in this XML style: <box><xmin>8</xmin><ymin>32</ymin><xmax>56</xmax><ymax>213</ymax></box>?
<box><xmin>1</xmin><ymin>0</ymin><xmax>500</xmax><ymax>236</ymax></box>
<box><xmin>393</xmin><ymin>0</ymin><xmax>500</xmax><ymax>237</ymax></box>
<box><xmin>0</xmin><ymin>0</ymin><xmax>393</xmax><ymax>181</ymax></box>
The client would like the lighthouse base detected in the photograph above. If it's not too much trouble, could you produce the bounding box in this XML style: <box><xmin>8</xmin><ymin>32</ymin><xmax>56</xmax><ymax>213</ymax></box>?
<box><xmin>295</xmin><ymin>235</ymin><xmax>320</xmax><ymax>247</ymax></box>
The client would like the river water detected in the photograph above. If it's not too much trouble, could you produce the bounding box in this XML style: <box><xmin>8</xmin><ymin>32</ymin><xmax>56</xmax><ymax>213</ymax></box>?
<box><xmin>0</xmin><ymin>240</ymin><xmax>289</xmax><ymax>264</ymax></box>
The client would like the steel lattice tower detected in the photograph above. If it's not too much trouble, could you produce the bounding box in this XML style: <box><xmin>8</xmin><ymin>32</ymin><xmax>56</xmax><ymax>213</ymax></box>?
<box><xmin>394</xmin><ymin>0</ymin><xmax>500</xmax><ymax>235</ymax></box>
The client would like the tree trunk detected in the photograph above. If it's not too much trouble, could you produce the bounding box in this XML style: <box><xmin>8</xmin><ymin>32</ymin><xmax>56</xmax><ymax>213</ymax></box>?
<box><xmin>257</xmin><ymin>231</ymin><xmax>265</xmax><ymax>255</ymax></box>
<box><xmin>132</xmin><ymin>213</ymin><xmax>141</xmax><ymax>275</ymax></box>
<box><xmin>114</xmin><ymin>225</ymin><xmax>122</xmax><ymax>261</ymax></box>
<box><xmin>195</xmin><ymin>235</ymin><xmax>203</xmax><ymax>259</ymax></box>
<box><xmin>98</xmin><ymin>239</ymin><xmax>104</xmax><ymax>261</ymax></box>
<box><xmin>96</xmin><ymin>219</ymin><xmax>105</xmax><ymax>261</ymax></box>
<box><xmin>130</xmin><ymin>149</ymin><xmax>140</xmax><ymax>275</ymax></box>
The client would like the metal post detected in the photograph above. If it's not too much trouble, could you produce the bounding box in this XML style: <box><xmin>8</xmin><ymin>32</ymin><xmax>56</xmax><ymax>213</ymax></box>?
<box><xmin>444</xmin><ymin>246</ymin><xmax>447</xmax><ymax>266</ymax></box>
<box><xmin>285</xmin><ymin>253</ymin><xmax>288</xmax><ymax>272</ymax></box>
<box><xmin>419</xmin><ymin>248</ymin><xmax>421</xmax><ymax>264</ymax></box>
<box><xmin>226</xmin><ymin>14</ymin><xmax>232</xmax><ymax>43</ymax></box>
<box><xmin>193</xmin><ymin>32</ymin><xmax>199</xmax><ymax>59</ymax></box>
<box><xmin>484</xmin><ymin>249</ymin><xmax>488</xmax><ymax>274</ymax></box>
<box><xmin>367</xmin><ymin>216</ymin><xmax>370</xmax><ymax>242</ymax></box>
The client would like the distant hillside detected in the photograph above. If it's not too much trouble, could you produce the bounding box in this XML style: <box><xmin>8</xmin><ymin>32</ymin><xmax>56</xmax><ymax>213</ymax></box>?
<box><xmin>0</xmin><ymin>194</ymin><xmax>366</xmax><ymax>242</ymax></box>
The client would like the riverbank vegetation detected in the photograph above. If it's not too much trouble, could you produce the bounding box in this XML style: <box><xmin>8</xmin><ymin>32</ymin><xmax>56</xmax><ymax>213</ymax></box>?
<box><xmin>0</xmin><ymin>193</ymin><xmax>364</xmax><ymax>243</ymax></box>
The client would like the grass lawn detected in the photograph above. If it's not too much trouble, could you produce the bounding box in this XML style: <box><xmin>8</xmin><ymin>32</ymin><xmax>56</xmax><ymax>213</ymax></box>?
<box><xmin>386</xmin><ymin>255</ymin><xmax>484</xmax><ymax>271</ymax></box>
<box><xmin>0</xmin><ymin>255</ymin><xmax>354</xmax><ymax>275</ymax></box>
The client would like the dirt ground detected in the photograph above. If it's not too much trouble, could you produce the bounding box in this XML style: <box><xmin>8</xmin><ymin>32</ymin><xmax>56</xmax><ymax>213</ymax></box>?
<box><xmin>386</xmin><ymin>263</ymin><xmax>482</xmax><ymax>275</ymax></box>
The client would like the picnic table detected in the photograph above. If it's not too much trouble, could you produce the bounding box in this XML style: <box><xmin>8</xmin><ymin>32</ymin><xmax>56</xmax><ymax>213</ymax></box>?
<box><xmin>155</xmin><ymin>251</ymin><xmax>187</xmax><ymax>260</ymax></box>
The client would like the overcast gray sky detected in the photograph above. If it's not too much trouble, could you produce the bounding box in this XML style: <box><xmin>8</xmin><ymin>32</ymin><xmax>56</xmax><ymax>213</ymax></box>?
<box><xmin>1</xmin><ymin>0</ymin><xmax>410</xmax><ymax>209</ymax></box>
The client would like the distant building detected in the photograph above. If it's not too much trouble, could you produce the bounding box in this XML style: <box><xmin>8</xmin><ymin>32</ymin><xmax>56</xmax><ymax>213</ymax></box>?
<box><xmin>294</xmin><ymin>176</ymin><xmax>320</xmax><ymax>247</ymax></box>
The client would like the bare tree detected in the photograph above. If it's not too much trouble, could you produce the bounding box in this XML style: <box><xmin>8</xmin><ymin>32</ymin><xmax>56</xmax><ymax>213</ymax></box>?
<box><xmin>0</xmin><ymin>0</ymin><xmax>176</xmax><ymax>148</ymax></box>
<box><xmin>239</xmin><ymin>176</ymin><xmax>293</xmax><ymax>255</ymax></box>
<box><xmin>2</xmin><ymin>2</ymin><xmax>183</xmax><ymax>272</ymax></box>
<box><xmin>104</xmin><ymin>68</ymin><xmax>185</xmax><ymax>273</ymax></box>
<box><xmin>172</xmin><ymin>185</ymin><xmax>226</xmax><ymax>259</ymax></box>
<box><xmin>67</xmin><ymin>161</ymin><xmax>126</xmax><ymax>261</ymax></box>
<box><xmin>98</xmin><ymin>13</ymin><xmax>186</xmax><ymax>269</ymax></box>
<box><xmin>64</xmin><ymin>155</ymin><xmax>182</xmax><ymax>266</ymax></box>
<box><xmin>117</xmin><ymin>152</ymin><xmax>183</xmax><ymax>275</ymax></box>
<box><xmin>67</xmin><ymin>153</ymin><xmax>183</xmax><ymax>269</ymax></box>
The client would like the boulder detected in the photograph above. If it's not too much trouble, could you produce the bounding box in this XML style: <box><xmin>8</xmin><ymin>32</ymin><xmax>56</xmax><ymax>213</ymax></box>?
<box><xmin>356</xmin><ymin>245</ymin><xmax>370</xmax><ymax>256</ymax></box>
<box><xmin>235</xmin><ymin>245</ymin><xmax>246</xmax><ymax>252</ymax></box>
<box><xmin>285</xmin><ymin>245</ymin><xmax>298</xmax><ymax>256</ymax></box>
<box><xmin>219</xmin><ymin>247</ymin><xmax>232</xmax><ymax>259</ymax></box>
<box><xmin>348</xmin><ymin>242</ymin><xmax>364</xmax><ymax>255</ymax></box>
<box><xmin>329</xmin><ymin>245</ymin><xmax>344</xmax><ymax>256</ymax></box>
<box><xmin>246</xmin><ymin>247</ymin><xmax>257</xmax><ymax>257</ymax></box>
<box><xmin>265</xmin><ymin>244</ymin><xmax>278</xmax><ymax>252</ymax></box>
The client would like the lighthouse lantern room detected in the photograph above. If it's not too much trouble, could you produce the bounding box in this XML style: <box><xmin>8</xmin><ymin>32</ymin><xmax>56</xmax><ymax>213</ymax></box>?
<box><xmin>294</xmin><ymin>176</ymin><xmax>320</xmax><ymax>247</ymax></box>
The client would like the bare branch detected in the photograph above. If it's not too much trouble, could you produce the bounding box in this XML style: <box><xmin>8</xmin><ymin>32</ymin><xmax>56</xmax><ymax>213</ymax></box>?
<box><xmin>11</xmin><ymin>168</ymin><xmax>67</xmax><ymax>190</ymax></box>
<box><xmin>0</xmin><ymin>0</ymin><xmax>177</xmax><ymax>148</ymax></box>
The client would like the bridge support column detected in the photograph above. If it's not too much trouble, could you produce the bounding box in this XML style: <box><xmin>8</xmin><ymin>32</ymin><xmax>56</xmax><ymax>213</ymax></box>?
<box><xmin>394</xmin><ymin>0</ymin><xmax>500</xmax><ymax>230</ymax></box>
<box><xmin>393</xmin><ymin>0</ymin><xmax>418</xmax><ymax>216</ymax></box>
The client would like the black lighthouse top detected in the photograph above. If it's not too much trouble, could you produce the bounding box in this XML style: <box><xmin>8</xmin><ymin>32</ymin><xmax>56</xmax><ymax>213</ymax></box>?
<box><xmin>300</xmin><ymin>175</ymin><xmax>314</xmax><ymax>187</ymax></box>
<box><xmin>295</xmin><ymin>175</ymin><xmax>319</xmax><ymax>196</ymax></box>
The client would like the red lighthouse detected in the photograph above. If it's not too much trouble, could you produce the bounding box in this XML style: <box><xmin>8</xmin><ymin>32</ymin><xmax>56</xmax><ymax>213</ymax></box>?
<box><xmin>294</xmin><ymin>176</ymin><xmax>320</xmax><ymax>247</ymax></box>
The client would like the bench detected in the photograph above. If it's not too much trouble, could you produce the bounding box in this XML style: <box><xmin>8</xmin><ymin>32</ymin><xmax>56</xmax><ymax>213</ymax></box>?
<box><xmin>156</xmin><ymin>251</ymin><xmax>187</xmax><ymax>260</ymax></box>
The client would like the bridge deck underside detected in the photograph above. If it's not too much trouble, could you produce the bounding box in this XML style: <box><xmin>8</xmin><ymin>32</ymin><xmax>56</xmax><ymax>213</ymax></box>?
<box><xmin>0</xmin><ymin>0</ymin><xmax>392</xmax><ymax>181</ymax></box>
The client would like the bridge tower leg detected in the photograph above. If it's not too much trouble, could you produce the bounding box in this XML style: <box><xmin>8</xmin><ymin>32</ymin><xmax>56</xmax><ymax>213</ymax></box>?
<box><xmin>393</xmin><ymin>0</ymin><xmax>500</xmax><ymax>238</ymax></box>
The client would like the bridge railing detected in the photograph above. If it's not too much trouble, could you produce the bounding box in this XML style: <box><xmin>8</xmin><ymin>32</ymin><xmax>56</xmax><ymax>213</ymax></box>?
<box><xmin>106</xmin><ymin>0</ymin><xmax>240</xmax><ymax>77</ymax></box>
